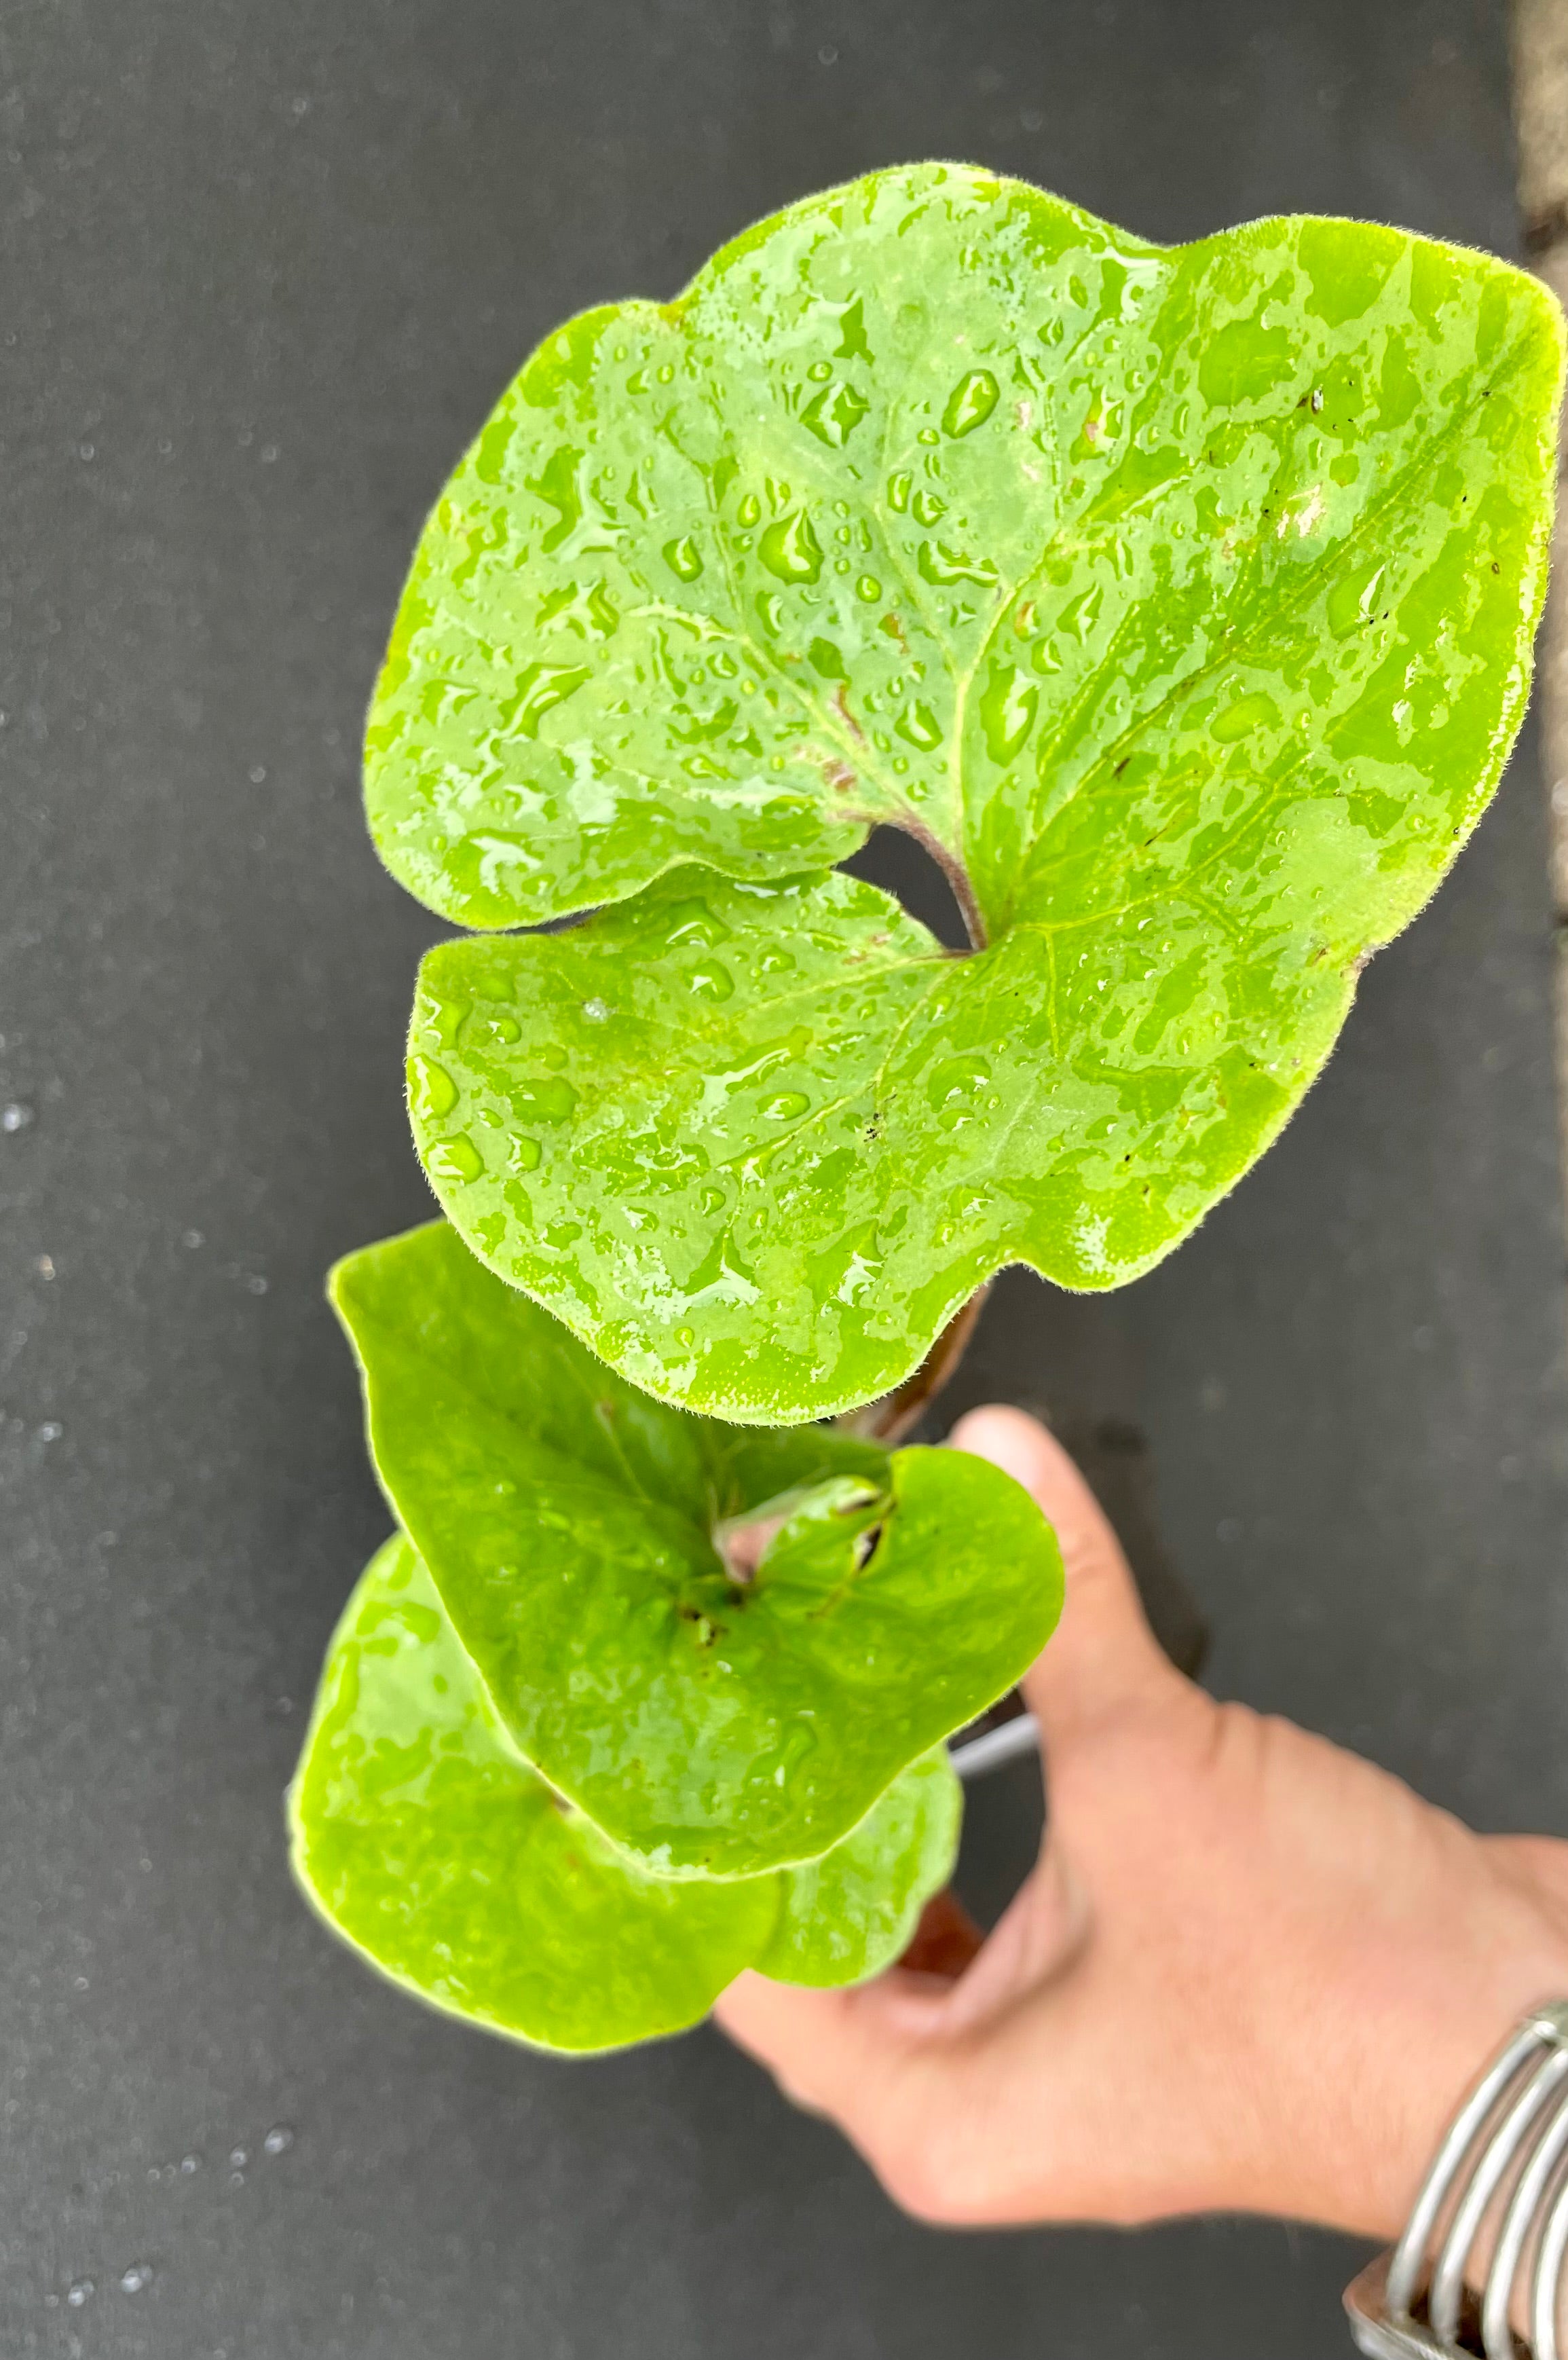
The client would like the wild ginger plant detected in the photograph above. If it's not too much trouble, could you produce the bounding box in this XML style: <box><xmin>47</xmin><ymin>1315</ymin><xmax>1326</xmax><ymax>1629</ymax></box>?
<box><xmin>289</xmin><ymin>165</ymin><xmax>1563</xmax><ymax>2052</ymax></box>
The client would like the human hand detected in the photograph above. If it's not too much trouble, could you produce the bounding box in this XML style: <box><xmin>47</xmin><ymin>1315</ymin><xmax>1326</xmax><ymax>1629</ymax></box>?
<box><xmin>714</xmin><ymin>1406</ymin><xmax>1568</xmax><ymax>2238</ymax></box>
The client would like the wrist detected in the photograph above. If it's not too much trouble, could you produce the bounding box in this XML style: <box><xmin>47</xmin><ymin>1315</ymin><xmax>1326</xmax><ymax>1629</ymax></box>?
<box><xmin>1313</xmin><ymin>1839</ymin><xmax>1568</xmax><ymax>2243</ymax></box>
<box><xmin>1345</xmin><ymin>1997</ymin><xmax>1568</xmax><ymax>2356</ymax></box>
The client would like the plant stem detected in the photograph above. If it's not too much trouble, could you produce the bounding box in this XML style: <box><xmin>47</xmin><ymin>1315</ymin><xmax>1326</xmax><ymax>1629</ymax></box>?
<box><xmin>836</xmin><ymin>1283</ymin><xmax>992</xmax><ymax>1445</ymax></box>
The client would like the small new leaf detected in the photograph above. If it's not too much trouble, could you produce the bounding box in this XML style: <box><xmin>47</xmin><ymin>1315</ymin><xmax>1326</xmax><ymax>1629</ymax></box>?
<box><xmin>289</xmin><ymin>1536</ymin><xmax>963</xmax><ymax>2052</ymax></box>
<box><xmin>329</xmin><ymin>1223</ymin><xmax>1061</xmax><ymax>1876</ymax></box>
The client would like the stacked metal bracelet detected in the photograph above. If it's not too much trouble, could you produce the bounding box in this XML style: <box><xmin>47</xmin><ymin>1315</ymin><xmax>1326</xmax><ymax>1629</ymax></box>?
<box><xmin>1346</xmin><ymin>2003</ymin><xmax>1568</xmax><ymax>2359</ymax></box>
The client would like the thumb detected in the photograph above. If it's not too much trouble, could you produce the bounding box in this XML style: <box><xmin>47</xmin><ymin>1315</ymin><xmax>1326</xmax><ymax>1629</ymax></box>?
<box><xmin>947</xmin><ymin>1405</ymin><xmax>1178</xmax><ymax>1746</ymax></box>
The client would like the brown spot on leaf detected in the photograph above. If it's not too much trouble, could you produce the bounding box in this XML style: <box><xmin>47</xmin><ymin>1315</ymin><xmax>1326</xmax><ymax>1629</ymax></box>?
<box><xmin>832</xmin><ymin>684</ymin><xmax>865</xmax><ymax>745</ymax></box>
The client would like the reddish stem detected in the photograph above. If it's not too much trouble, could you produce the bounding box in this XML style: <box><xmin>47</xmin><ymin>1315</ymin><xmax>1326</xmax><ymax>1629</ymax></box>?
<box><xmin>837</xmin><ymin>1283</ymin><xmax>992</xmax><ymax>1446</ymax></box>
<box><xmin>893</xmin><ymin>813</ymin><xmax>988</xmax><ymax>953</ymax></box>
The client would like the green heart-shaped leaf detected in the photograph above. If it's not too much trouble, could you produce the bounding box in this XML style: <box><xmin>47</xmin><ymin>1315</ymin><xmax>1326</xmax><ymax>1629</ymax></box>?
<box><xmin>288</xmin><ymin>1534</ymin><xmax>962</xmax><ymax>2050</ymax></box>
<box><xmin>371</xmin><ymin>162</ymin><xmax>1563</xmax><ymax>1421</ymax></box>
<box><xmin>330</xmin><ymin>1222</ymin><xmax>1060</xmax><ymax>1875</ymax></box>
<box><xmin>412</xmin><ymin>861</ymin><xmax>1347</xmax><ymax>1417</ymax></box>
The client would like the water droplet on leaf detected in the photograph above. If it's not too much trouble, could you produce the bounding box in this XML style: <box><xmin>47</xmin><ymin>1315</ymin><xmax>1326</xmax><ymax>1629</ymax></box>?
<box><xmin>665</xmin><ymin>898</ymin><xmax>729</xmax><ymax>948</ymax></box>
<box><xmin>407</xmin><ymin>1056</ymin><xmax>458</xmax><ymax>1122</ymax></box>
<box><xmin>662</xmin><ymin>534</ymin><xmax>703</xmax><ymax>582</ymax></box>
<box><xmin>800</xmin><ymin>378</ymin><xmax>870</xmax><ymax>448</ymax></box>
<box><xmin>895</xmin><ymin>702</ymin><xmax>942</xmax><ymax>752</ymax></box>
<box><xmin>687</xmin><ymin>961</ymin><xmax>734</xmax><ymax>1001</ymax></box>
<box><xmin>427</xmin><ymin>1135</ymin><xmax>485</xmax><ymax>1185</ymax></box>
<box><xmin>1326</xmin><ymin>563</ymin><xmax>1387</xmax><ymax>638</ymax></box>
<box><xmin>758</xmin><ymin>509</ymin><xmax>823</xmax><ymax>585</ymax></box>
<box><xmin>1210</xmin><ymin>691</ymin><xmax>1280</xmax><ymax>743</ymax></box>
<box><xmin>502</xmin><ymin>660</ymin><xmax>591</xmax><ymax>739</ymax></box>
<box><xmin>513</xmin><ymin>1077</ymin><xmax>578</xmax><ymax>1124</ymax></box>
<box><xmin>979</xmin><ymin>662</ymin><xmax>1039</xmax><ymax>764</ymax></box>
<box><xmin>917</xmin><ymin>542</ymin><xmax>998</xmax><ymax>588</ymax></box>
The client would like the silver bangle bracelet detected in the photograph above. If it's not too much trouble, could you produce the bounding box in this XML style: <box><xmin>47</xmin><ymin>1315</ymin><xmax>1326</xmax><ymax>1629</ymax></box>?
<box><xmin>1346</xmin><ymin>2002</ymin><xmax>1568</xmax><ymax>2359</ymax></box>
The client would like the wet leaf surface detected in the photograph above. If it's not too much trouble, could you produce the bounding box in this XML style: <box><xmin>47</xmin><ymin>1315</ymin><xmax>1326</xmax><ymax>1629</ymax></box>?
<box><xmin>329</xmin><ymin>1221</ymin><xmax>1060</xmax><ymax>1876</ymax></box>
<box><xmin>290</xmin><ymin>1536</ymin><xmax>963</xmax><ymax>2050</ymax></box>
<box><xmin>374</xmin><ymin>163</ymin><xmax>1563</xmax><ymax>1420</ymax></box>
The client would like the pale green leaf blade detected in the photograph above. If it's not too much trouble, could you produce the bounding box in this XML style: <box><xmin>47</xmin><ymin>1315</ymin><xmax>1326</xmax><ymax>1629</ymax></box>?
<box><xmin>287</xmin><ymin>1534</ymin><xmax>778</xmax><ymax>2052</ymax></box>
<box><xmin>366</xmin><ymin>164</ymin><xmax>1561</xmax><ymax>940</ymax></box>
<box><xmin>410</xmin><ymin>864</ymin><xmax>1344</xmax><ymax>1418</ymax></box>
<box><xmin>409</xmin><ymin>868</ymin><xmax>952</xmax><ymax>1416</ymax></box>
<box><xmin>364</xmin><ymin>291</ymin><xmax>869</xmax><ymax>932</ymax></box>
<box><xmin>762</xmin><ymin>1745</ymin><xmax>963</xmax><ymax>1988</ymax></box>
<box><xmin>329</xmin><ymin>1223</ymin><xmax>1062</xmax><ymax>1875</ymax></box>
<box><xmin>386</xmin><ymin>165</ymin><xmax>1563</xmax><ymax>1419</ymax></box>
